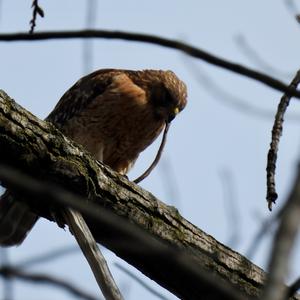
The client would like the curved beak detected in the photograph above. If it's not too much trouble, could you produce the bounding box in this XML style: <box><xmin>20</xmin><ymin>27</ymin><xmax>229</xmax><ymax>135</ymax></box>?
<box><xmin>167</xmin><ymin>107</ymin><xmax>180</xmax><ymax>123</ymax></box>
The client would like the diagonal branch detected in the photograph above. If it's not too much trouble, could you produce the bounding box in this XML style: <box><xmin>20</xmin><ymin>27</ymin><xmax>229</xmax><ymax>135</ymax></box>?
<box><xmin>63</xmin><ymin>209</ymin><xmax>123</xmax><ymax>300</ymax></box>
<box><xmin>234</xmin><ymin>35</ymin><xmax>294</xmax><ymax>79</ymax></box>
<box><xmin>16</xmin><ymin>245</ymin><xmax>78</xmax><ymax>268</ymax></box>
<box><xmin>266</xmin><ymin>70</ymin><xmax>300</xmax><ymax>210</ymax></box>
<box><xmin>0</xmin><ymin>266</ymin><xmax>99</xmax><ymax>300</ymax></box>
<box><xmin>1</xmin><ymin>89</ymin><xmax>297</xmax><ymax>299</ymax></box>
<box><xmin>262</xmin><ymin>163</ymin><xmax>300</xmax><ymax>300</ymax></box>
<box><xmin>0</xmin><ymin>161</ymin><xmax>248</xmax><ymax>300</ymax></box>
<box><xmin>0</xmin><ymin>30</ymin><xmax>299</xmax><ymax>98</ymax></box>
<box><xmin>114</xmin><ymin>262</ymin><xmax>169</xmax><ymax>300</ymax></box>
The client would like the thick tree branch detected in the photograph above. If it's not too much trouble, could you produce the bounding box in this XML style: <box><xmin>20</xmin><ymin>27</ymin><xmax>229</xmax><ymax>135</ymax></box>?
<box><xmin>0</xmin><ymin>161</ymin><xmax>246</xmax><ymax>300</ymax></box>
<box><xmin>0</xmin><ymin>90</ymin><xmax>297</xmax><ymax>299</ymax></box>
<box><xmin>0</xmin><ymin>30</ymin><xmax>300</xmax><ymax>98</ymax></box>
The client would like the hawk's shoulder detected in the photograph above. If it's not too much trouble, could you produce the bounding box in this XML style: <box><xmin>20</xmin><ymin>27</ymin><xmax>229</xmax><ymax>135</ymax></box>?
<box><xmin>46</xmin><ymin>69</ymin><xmax>123</xmax><ymax>127</ymax></box>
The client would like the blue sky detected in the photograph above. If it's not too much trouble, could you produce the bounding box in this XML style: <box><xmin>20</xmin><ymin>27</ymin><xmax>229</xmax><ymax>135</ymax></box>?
<box><xmin>1</xmin><ymin>1</ymin><xmax>300</xmax><ymax>299</ymax></box>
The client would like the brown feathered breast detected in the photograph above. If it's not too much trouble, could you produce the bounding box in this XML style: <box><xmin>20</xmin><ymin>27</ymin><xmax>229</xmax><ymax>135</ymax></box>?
<box><xmin>46</xmin><ymin>69</ymin><xmax>187</xmax><ymax>174</ymax></box>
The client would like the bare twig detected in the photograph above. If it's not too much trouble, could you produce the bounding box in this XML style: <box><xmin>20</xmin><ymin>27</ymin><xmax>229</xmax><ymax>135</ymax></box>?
<box><xmin>284</xmin><ymin>0</ymin><xmax>300</xmax><ymax>22</ymax></box>
<box><xmin>134</xmin><ymin>123</ymin><xmax>169</xmax><ymax>183</ymax></box>
<box><xmin>16</xmin><ymin>245</ymin><xmax>78</xmax><ymax>268</ymax></box>
<box><xmin>247</xmin><ymin>188</ymin><xmax>299</xmax><ymax>259</ymax></box>
<box><xmin>82</xmin><ymin>0</ymin><xmax>97</xmax><ymax>74</ymax></box>
<box><xmin>246</xmin><ymin>215</ymin><xmax>277</xmax><ymax>259</ymax></box>
<box><xmin>29</xmin><ymin>0</ymin><xmax>44</xmax><ymax>34</ymax></box>
<box><xmin>0</xmin><ymin>0</ymin><xmax>2</xmax><ymax>26</ymax></box>
<box><xmin>234</xmin><ymin>35</ymin><xmax>294</xmax><ymax>79</ymax></box>
<box><xmin>159</xmin><ymin>158</ymin><xmax>181</xmax><ymax>208</ymax></box>
<box><xmin>182</xmin><ymin>56</ymin><xmax>300</xmax><ymax>121</ymax></box>
<box><xmin>0</xmin><ymin>249</ymin><xmax>13</xmax><ymax>300</ymax></box>
<box><xmin>285</xmin><ymin>0</ymin><xmax>298</xmax><ymax>14</ymax></box>
<box><xmin>266</xmin><ymin>70</ymin><xmax>300</xmax><ymax>210</ymax></box>
<box><xmin>114</xmin><ymin>263</ymin><xmax>169</xmax><ymax>300</ymax></box>
<box><xmin>0</xmin><ymin>30</ymin><xmax>300</xmax><ymax>98</ymax></box>
<box><xmin>0</xmin><ymin>266</ymin><xmax>99</xmax><ymax>300</ymax></box>
<box><xmin>262</xmin><ymin>163</ymin><xmax>300</xmax><ymax>300</ymax></box>
<box><xmin>63</xmin><ymin>209</ymin><xmax>123</xmax><ymax>300</ymax></box>
<box><xmin>219</xmin><ymin>168</ymin><xmax>241</xmax><ymax>248</ymax></box>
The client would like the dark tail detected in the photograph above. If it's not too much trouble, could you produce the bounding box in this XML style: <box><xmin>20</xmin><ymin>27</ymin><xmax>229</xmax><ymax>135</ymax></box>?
<box><xmin>0</xmin><ymin>191</ymin><xmax>38</xmax><ymax>246</ymax></box>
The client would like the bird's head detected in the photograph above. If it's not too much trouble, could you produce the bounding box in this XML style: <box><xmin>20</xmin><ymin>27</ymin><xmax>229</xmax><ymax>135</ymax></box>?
<box><xmin>148</xmin><ymin>70</ymin><xmax>187</xmax><ymax>123</ymax></box>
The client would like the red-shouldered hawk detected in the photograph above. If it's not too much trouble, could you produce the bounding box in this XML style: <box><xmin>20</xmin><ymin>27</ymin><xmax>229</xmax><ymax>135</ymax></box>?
<box><xmin>0</xmin><ymin>69</ymin><xmax>187</xmax><ymax>246</ymax></box>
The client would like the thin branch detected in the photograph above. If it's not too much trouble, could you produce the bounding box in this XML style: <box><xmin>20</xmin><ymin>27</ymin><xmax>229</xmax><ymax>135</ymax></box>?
<box><xmin>266</xmin><ymin>70</ymin><xmax>300</xmax><ymax>210</ymax></box>
<box><xmin>63</xmin><ymin>209</ymin><xmax>123</xmax><ymax>300</ymax></box>
<box><xmin>16</xmin><ymin>245</ymin><xmax>79</xmax><ymax>268</ymax></box>
<box><xmin>114</xmin><ymin>263</ymin><xmax>169</xmax><ymax>300</ymax></box>
<box><xmin>234</xmin><ymin>35</ymin><xmax>294</xmax><ymax>79</ymax></box>
<box><xmin>134</xmin><ymin>123</ymin><xmax>169</xmax><ymax>183</ymax></box>
<box><xmin>262</xmin><ymin>163</ymin><xmax>300</xmax><ymax>300</ymax></box>
<box><xmin>82</xmin><ymin>0</ymin><xmax>97</xmax><ymax>74</ymax></box>
<box><xmin>246</xmin><ymin>192</ymin><xmax>295</xmax><ymax>259</ymax></box>
<box><xmin>219</xmin><ymin>168</ymin><xmax>241</xmax><ymax>249</ymax></box>
<box><xmin>0</xmin><ymin>0</ymin><xmax>2</xmax><ymax>27</ymax></box>
<box><xmin>285</xmin><ymin>0</ymin><xmax>298</xmax><ymax>14</ymax></box>
<box><xmin>159</xmin><ymin>158</ymin><xmax>181</xmax><ymax>208</ymax></box>
<box><xmin>0</xmin><ymin>249</ymin><xmax>13</xmax><ymax>300</ymax></box>
<box><xmin>246</xmin><ymin>215</ymin><xmax>277</xmax><ymax>259</ymax></box>
<box><xmin>181</xmin><ymin>56</ymin><xmax>300</xmax><ymax>122</ymax></box>
<box><xmin>29</xmin><ymin>0</ymin><xmax>44</xmax><ymax>34</ymax></box>
<box><xmin>284</xmin><ymin>0</ymin><xmax>300</xmax><ymax>22</ymax></box>
<box><xmin>0</xmin><ymin>266</ymin><xmax>99</xmax><ymax>300</ymax></box>
<box><xmin>0</xmin><ymin>30</ymin><xmax>300</xmax><ymax>98</ymax></box>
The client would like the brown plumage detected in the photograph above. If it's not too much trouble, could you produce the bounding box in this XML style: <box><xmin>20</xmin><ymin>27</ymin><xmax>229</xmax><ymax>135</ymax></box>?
<box><xmin>0</xmin><ymin>69</ymin><xmax>187</xmax><ymax>246</ymax></box>
<box><xmin>47</xmin><ymin>69</ymin><xmax>187</xmax><ymax>173</ymax></box>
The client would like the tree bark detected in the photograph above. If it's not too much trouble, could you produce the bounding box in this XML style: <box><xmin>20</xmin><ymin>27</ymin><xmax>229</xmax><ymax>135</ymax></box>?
<box><xmin>0</xmin><ymin>90</ymin><xmax>297</xmax><ymax>299</ymax></box>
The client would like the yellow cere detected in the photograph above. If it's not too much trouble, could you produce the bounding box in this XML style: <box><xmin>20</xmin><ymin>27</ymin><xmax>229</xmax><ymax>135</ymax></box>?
<box><xmin>174</xmin><ymin>107</ymin><xmax>180</xmax><ymax>115</ymax></box>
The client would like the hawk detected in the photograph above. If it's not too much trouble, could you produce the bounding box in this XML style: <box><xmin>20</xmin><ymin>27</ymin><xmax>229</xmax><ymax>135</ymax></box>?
<box><xmin>0</xmin><ymin>69</ymin><xmax>187</xmax><ymax>246</ymax></box>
